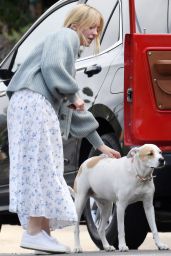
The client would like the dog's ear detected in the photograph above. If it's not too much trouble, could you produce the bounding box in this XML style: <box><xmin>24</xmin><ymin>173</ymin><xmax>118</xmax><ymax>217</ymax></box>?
<box><xmin>127</xmin><ymin>147</ymin><xmax>139</xmax><ymax>158</ymax></box>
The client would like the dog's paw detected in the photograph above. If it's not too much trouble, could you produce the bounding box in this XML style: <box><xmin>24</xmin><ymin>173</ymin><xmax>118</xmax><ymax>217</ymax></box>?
<box><xmin>157</xmin><ymin>242</ymin><xmax>169</xmax><ymax>250</ymax></box>
<box><xmin>73</xmin><ymin>247</ymin><xmax>83</xmax><ymax>253</ymax></box>
<box><xmin>104</xmin><ymin>245</ymin><xmax>115</xmax><ymax>251</ymax></box>
<box><xmin>119</xmin><ymin>244</ymin><xmax>129</xmax><ymax>252</ymax></box>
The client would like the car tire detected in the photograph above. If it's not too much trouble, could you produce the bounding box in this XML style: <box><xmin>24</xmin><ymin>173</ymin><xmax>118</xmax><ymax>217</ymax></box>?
<box><xmin>87</xmin><ymin>132</ymin><xmax>121</xmax><ymax>158</ymax></box>
<box><xmin>84</xmin><ymin>133</ymin><xmax>149</xmax><ymax>250</ymax></box>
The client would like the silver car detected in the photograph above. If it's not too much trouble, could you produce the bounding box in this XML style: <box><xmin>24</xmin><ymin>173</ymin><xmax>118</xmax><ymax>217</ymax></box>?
<box><xmin>1</xmin><ymin>0</ymin><xmax>171</xmax><ymax>250</ymax></box>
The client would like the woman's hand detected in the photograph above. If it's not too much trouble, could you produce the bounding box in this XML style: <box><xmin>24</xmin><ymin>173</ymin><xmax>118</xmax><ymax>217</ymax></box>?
<box><xmin>68</xmin><ymin>97</ymin><xmax>85</xmax><ymax>111</ymax></box>
<box><xmin>97</xmin><ymin>144</ymin><xmax>121</xmax><ymax>158</ymax></box>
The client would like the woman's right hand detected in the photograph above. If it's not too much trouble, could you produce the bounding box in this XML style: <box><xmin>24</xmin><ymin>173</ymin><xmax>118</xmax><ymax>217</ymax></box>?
<box><xmin>68</xmin><ymin>97</ymin><xmax>85</xmax><ymax>111</ymax></box>
<box><xmin>98</xmin><ymin>144</ymin><xmax>121</xmax><ymax>159</ymax></box>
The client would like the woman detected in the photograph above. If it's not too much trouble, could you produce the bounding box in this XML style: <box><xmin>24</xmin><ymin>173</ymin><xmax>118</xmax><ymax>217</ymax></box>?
<box><xmin>7</xmin><ymin>4</ymin><xmax>121</xmax><ymax>253</ymax></box>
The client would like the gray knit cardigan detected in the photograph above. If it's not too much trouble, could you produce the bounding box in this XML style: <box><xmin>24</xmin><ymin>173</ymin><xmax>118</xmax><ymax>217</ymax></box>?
<box><xmin>7</xmin><ymin>28</ymin><xmax>104</xmax><ymax>149</ymax></box>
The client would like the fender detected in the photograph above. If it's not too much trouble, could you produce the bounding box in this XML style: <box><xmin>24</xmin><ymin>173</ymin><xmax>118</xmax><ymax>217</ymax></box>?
<box><xmin>77</xmin><ymin>103</ymin><xmax>122</xmax><ymax>166</ymax></box>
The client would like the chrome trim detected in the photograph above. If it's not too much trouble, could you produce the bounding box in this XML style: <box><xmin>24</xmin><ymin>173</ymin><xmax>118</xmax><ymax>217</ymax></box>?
<box><xmin>0</xmin><ymin>91</ymin><xmax>6</xmax><ymax>97</ymax></box>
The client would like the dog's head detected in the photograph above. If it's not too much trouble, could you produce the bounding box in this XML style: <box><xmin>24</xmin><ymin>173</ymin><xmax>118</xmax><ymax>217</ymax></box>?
<box><xmin>127</xmin><ymin>144</ymin><xmax>165</xmax><ymax>169</ymax></box>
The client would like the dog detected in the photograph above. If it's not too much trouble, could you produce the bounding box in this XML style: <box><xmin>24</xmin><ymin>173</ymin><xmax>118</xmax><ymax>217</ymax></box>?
<box><xmin>71</xmin><ymin>144</ymin><xmax>169</xmax><ymax>252</ymax></box>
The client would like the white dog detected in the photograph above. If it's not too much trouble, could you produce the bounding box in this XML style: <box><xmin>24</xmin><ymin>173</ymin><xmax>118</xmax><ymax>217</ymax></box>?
<box><xmin>71</xmin><ymin>144</ymin><xmax>169</xmax><ymax>252</ymax></box>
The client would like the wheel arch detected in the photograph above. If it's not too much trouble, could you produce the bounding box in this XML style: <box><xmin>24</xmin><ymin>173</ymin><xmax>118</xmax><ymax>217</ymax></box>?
<box><xmin>79</xmin><ymin>103</ymin><xmax>122</xmax><ymax>165</ymax></box>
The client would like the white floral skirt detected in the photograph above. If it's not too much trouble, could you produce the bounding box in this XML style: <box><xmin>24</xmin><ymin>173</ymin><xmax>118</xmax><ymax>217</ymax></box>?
<box><xmin>7</xmin><ymin>89</ymin><xmax>77</xmax><ymax>230</ymax></box>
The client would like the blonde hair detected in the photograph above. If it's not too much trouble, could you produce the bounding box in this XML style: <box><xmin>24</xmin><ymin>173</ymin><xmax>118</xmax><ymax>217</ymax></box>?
<box><xmin>64</xmin><ymin>4</ymin><xmax>104</xmax><ymax>53</ymax></box>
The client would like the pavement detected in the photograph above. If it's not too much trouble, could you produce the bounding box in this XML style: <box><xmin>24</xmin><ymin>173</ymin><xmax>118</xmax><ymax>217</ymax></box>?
<box><xmin>0</xmin><ymin>251</ymin><xmax>171</xmax><ymax>256</ymax></box>
<box><xmin>0</xmin><ymin>225</ymin><xmax>171</xmax><ymax>255</ymax></box>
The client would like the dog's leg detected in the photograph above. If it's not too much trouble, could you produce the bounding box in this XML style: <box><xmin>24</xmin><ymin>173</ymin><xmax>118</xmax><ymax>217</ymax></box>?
<box><xmin>116</xmin><ymin>202</ymin><xmax>129</xmax><ymax>251</ymax></box>
<box><xmin>143</xmin><ymin>198</ymin><xmax>169</xmax><ymax>250</ymax></box>
<box><xmin>74</xmin><ymin>193</ymin><xmax>88</xmax><ymax>253</ymax></box>
<box><xmin>96</xmin><ymin>200</ymin><xmax>115</xmax><ymax>251</ymax></box>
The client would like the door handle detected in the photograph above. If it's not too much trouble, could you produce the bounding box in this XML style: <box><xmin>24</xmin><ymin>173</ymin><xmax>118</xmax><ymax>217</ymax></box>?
<box><xmin>84</xmin><ymin>64</ymin><xmax>102</xmax><ymax>77</ymax></box>
<box><xmin>127</xmin><ymin>88</ymin><xmax>133</xmax><ymax>102</ymax></box>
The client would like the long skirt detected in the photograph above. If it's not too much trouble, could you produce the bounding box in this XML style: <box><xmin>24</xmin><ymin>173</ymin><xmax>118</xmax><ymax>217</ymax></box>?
<box><xmin>7</xmin><ymin>89</ymin><xmax>77</xmax><ymax>230</ymax></box>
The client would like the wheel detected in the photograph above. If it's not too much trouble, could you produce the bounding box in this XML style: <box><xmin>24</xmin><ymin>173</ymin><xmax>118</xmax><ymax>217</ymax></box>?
<box><xmin>87</xmin><ymin>132</ymin><xmax>121</xmax><ymax>158</ymax></box>
<box><xmin>85</xmin><ymin>200</ymin><xmax>149</xmax><ymax>250</ymax></box>
<box><xmin>84</xmin><ymin>133</ymin><xmax>149</xmax><ymax>250</ymax></box>
<box><xmin>124</xmin><ymin>202</ymin><xmax>149</xmax><ymax>249</ymax></box>
<box><xmin>84</xmin><ymin>197</ymin><xmax>117</xmax><ymax>250</ymax></box>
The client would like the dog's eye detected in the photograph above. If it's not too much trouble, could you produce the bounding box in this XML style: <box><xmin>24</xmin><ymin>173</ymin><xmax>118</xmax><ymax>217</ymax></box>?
<box><xmin>148</xmin><ymin>152</ymin><xmax>153</xmax><ymax>156</ymax></box>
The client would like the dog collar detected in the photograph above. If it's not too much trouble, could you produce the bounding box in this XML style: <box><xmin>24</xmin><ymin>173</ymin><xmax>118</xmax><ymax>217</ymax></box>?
<box><xmin>136</xmin><ymin>172</ymin><xmax>156</xmax><ymax>182</ymax></box>
<box><xmin>131</xmin><ymin>156</ymin><xmax>156</xmax><ymax>182</ymax></box>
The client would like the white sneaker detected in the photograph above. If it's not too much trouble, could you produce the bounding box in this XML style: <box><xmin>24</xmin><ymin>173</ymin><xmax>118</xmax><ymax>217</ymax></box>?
<box><xmin>34</xmin><ymin>251</ymin><xmax>51</xmax><ymax>255</ymax></box>
<box><xmin>42</xmin><ymin>231</ymin><xmax>70</xmax><ymax>253</ymax></box>
<box><xmin>20</xmin><ymin>231</ymin><xmax>70</xmax><ymax>253</ymax></box>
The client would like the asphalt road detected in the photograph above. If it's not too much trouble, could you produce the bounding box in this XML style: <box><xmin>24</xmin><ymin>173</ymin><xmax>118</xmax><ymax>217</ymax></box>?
<box><xmin>0</xmin><ymin>225</ymin><xmax>171</xmax><ymax>255</ymax></box>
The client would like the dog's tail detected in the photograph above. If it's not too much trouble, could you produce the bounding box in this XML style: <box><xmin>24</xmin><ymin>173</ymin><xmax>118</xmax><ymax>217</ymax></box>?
<box><xmin>68</xmin><ymin>186</ymin><xmax>75</xmax><ymax>199</ymax></box>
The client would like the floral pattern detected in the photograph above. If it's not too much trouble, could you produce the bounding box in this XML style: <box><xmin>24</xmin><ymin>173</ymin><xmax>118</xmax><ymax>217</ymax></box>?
<box><xmin>7</xmin><ymin>89</ymin><xmax>77</xmax><ymax>230</ymax></box>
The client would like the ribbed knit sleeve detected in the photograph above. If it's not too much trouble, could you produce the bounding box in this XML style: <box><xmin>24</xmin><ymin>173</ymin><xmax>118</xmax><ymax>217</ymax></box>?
<box><xmin>41</xmin><ymin>28</ymin><xmax>80</xmax><ymax>103</ymax></box>
<box><xmin>86</xmin><ymin>130</ymin><xmax>104</xmax><ymax>149</ymax></box>
<box><xmin>70</xmin><ymin>110</ymin><xmax>104</xmax><ymax>149</ymax></box>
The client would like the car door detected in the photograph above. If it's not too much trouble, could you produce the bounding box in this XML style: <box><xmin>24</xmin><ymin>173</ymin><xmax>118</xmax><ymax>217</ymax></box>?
<box><xmin>124</xmin><ymin>0</ymin><xmax>171</xmax><ymax>149</ymax></box>
<box><xmin>76</xmin><ymin>0</ymin><xmax>122</xmax><ymax>111</ymax></box>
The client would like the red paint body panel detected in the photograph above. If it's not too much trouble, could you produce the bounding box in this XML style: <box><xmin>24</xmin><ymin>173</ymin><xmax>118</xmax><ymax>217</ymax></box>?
<box><xmin>129</xmin><ymin>0</ymin><xmax>136</xmax><ymax>33</ymax></box>
<box><xmin>124</xmin><ymin>34</ymin><xmax>171</xmax><ymax>150</ymax></box>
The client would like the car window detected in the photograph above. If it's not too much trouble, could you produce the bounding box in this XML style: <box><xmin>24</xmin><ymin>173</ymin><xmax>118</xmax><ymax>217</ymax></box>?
<box><xmin>12</xmin><ymin>1</ymin><xmax>77</xmax><ymax>72</ymax></box>
<box><xmin>86</xmin><ymin>0</ymin><xmax>117</xmax><ymax>25</ymax></box>
<box><xmin>80</xmin><ymin>0</ymin><xmax>119</xmax><ymax>58</ymax></box>
<box><xmin>100</xmin><ymin>1</ymin><xmax>120</xmax><ymax>51</ymax></box>
<box><xmin>135</xmin><ymin>0</ymin><xmax>168</xmax><ymax>34</ymax></box>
